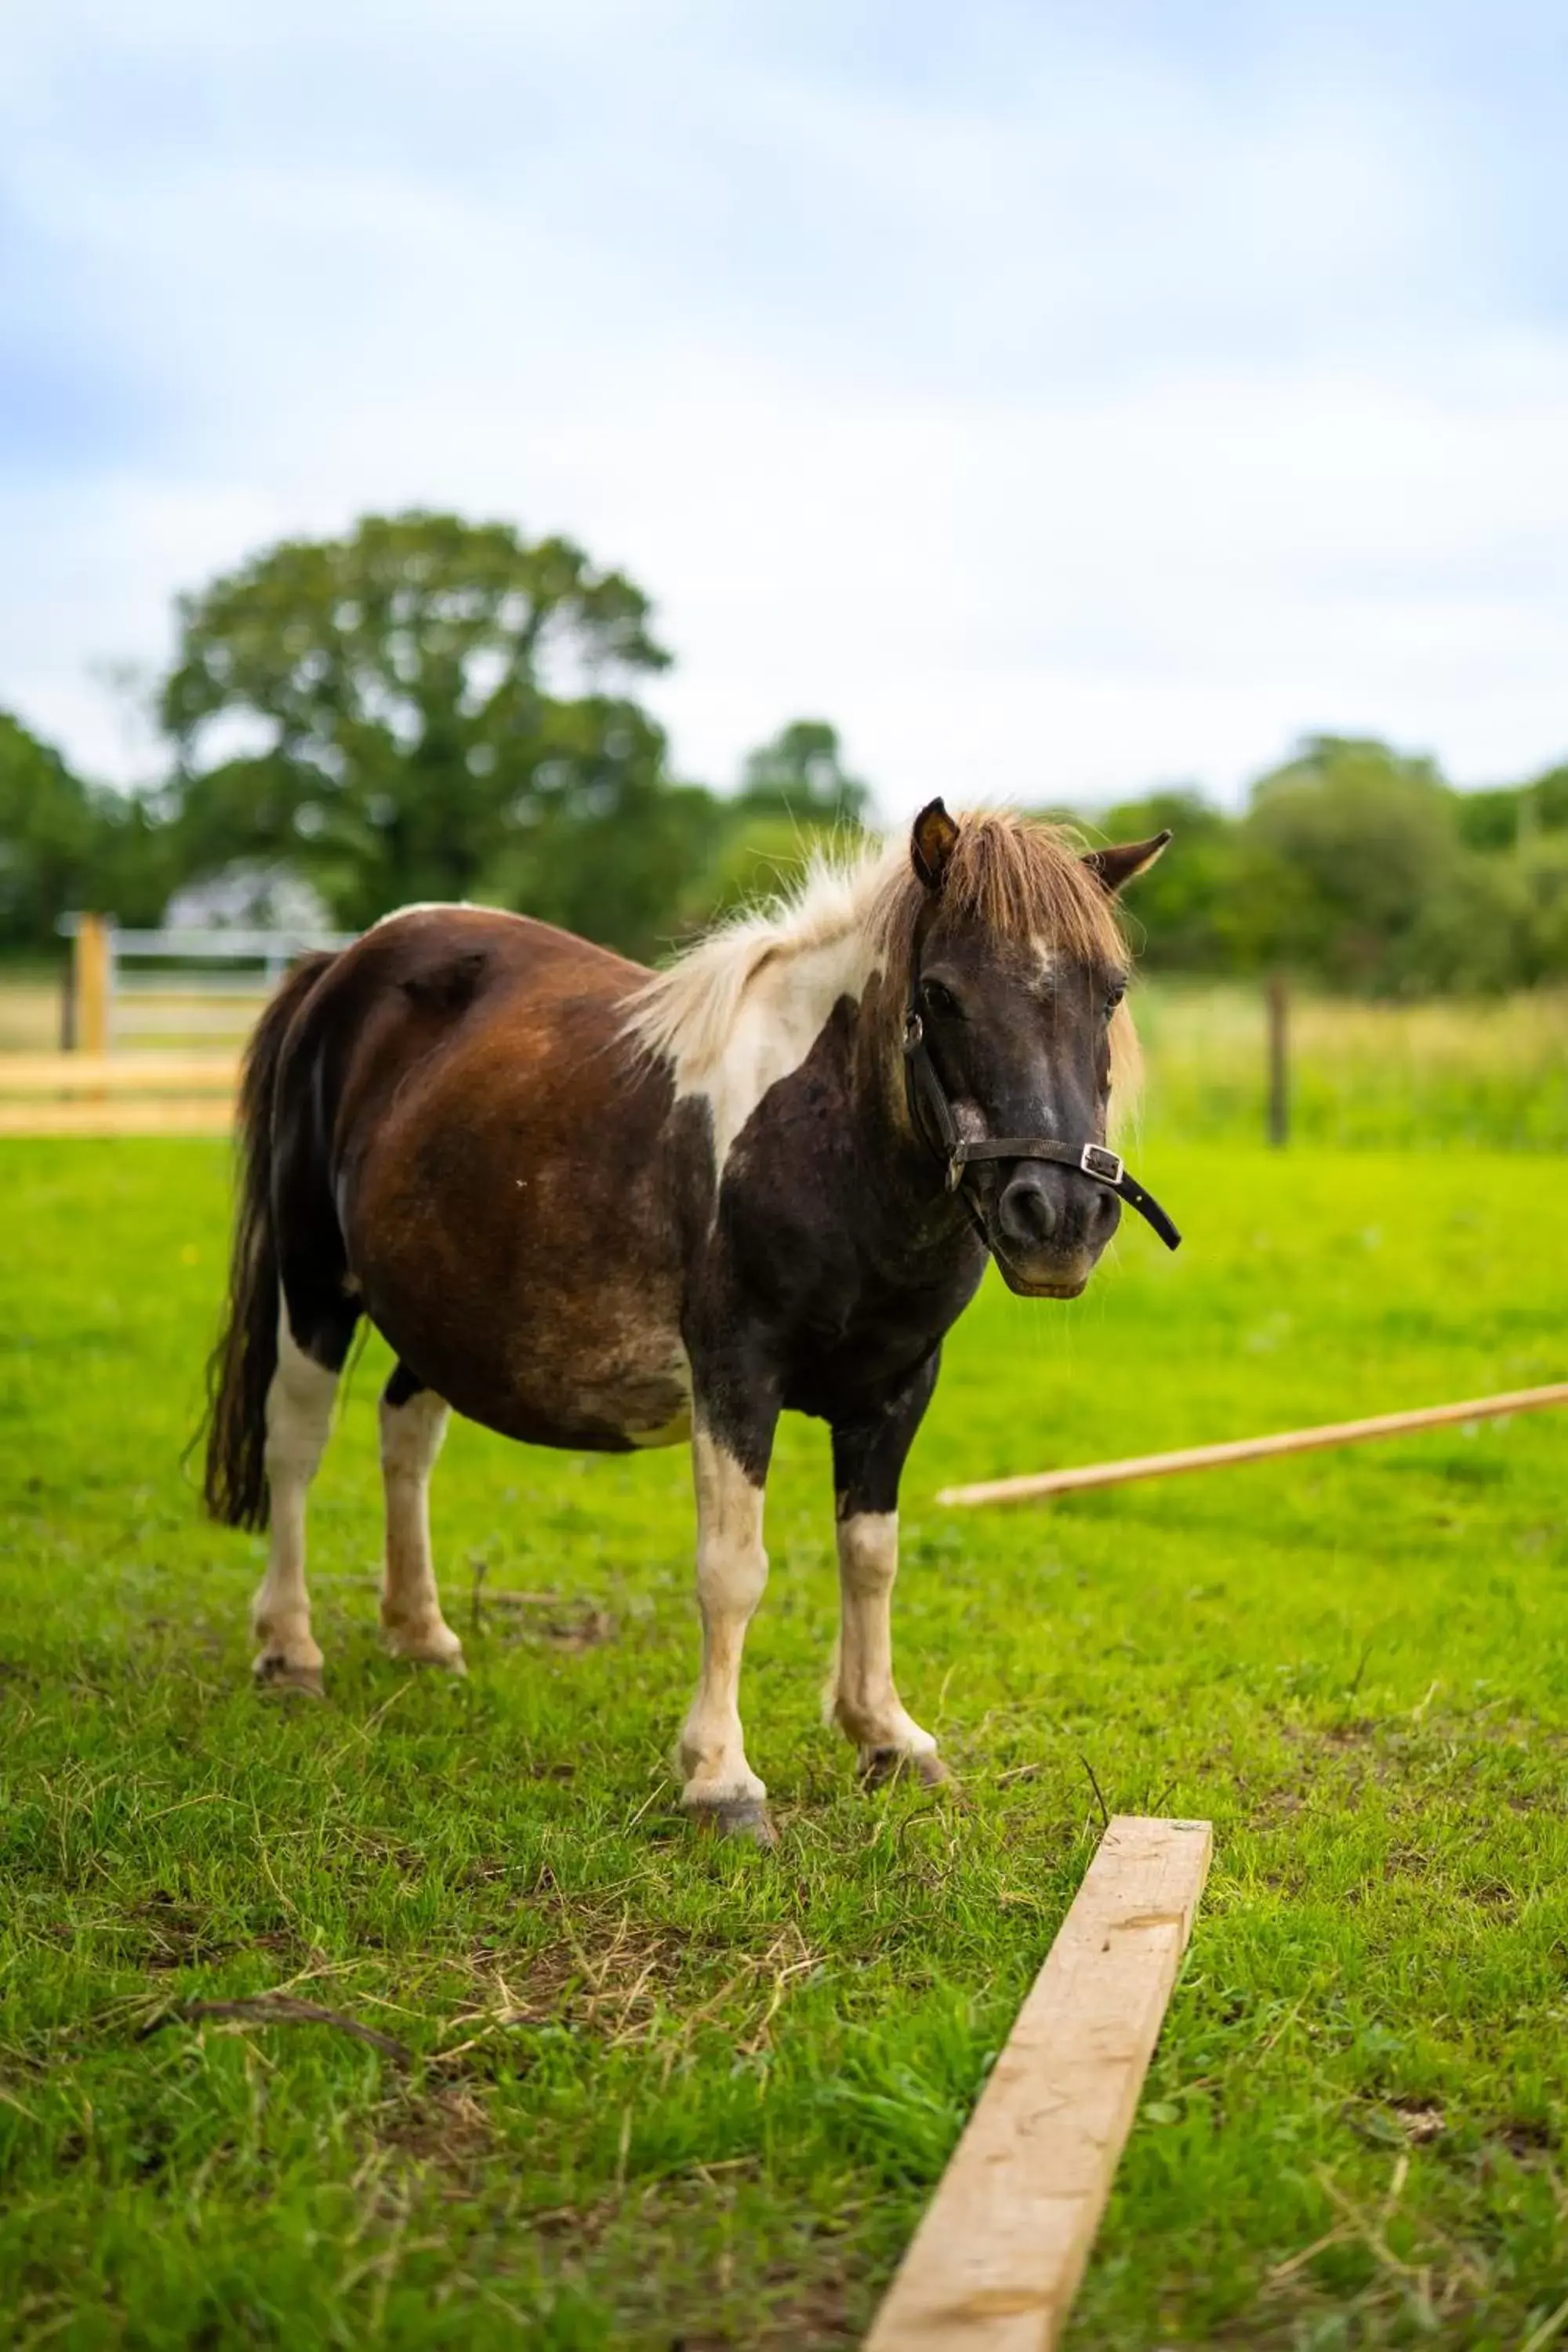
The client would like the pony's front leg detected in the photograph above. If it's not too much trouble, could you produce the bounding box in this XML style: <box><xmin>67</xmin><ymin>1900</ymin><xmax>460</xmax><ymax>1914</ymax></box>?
<box><xmin>678</xmin><ymin>1419</ymin><xmax>777</xmax><ymax>1843</ymax></box>
<box><xmin>828</xmin><ymin>1357</ymin><xmax>950</xmax><ymax>1789</ymax></box>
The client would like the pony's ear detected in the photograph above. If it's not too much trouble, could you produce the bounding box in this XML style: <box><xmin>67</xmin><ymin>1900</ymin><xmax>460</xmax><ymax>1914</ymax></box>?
<box><xmin>911</xmin><ymin>797</ymin><xmax>960</xmax><ymax>892</ymax></box>
<box><xmin>1083</xmin><ymin>829</ymin><xmax>1171</xmax><ymax>896</ymax></box>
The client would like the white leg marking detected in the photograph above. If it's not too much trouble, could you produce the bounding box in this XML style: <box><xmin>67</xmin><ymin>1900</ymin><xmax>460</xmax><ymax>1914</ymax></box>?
<box><xmin>379</xmin><ymin>1386</ymin><xmax>465</xmax><ymax>1671</ymax></box>
<box><xmin>252</xmin><ymin>1312</ymin><xmax>337</xmax><ymax>1690</ymax></box>
<box><xmin>826</xmin><ymin>1512</ymin><xmax>939</xmax><ymax>1770</ymax></box>
<box><xmin>678</xmin><ymin>1427</ymin><xmax>769</xmax><ymax>1810</ymax></box>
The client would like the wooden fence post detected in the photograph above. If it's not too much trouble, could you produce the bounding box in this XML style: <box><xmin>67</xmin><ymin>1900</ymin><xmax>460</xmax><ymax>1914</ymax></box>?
<box><xmin>59</xmin><ymin>946</ymin><xmax>78</xmax><ymax>1051</ymax></box>
<box><xmin>1266</xmin><ymin>975</ymin><xmax>1289</xmax><ymax>1148</ymax></box>
<box><xmin>74</xmin><ymin>914</ymin><xmax>112</xmax><ymax>1058</ymax></box>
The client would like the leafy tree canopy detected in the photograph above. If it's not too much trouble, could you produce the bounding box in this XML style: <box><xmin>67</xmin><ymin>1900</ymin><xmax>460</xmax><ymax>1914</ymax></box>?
<box><xmin>0</xmin><ymin>713</ymin><xmax>97</xmax><ymax>949</ymax></box>
<box><xmin>737</xmin><ymin>720</ymin><xmax>869</xmax><ymax>826</ymax></box>
<box><xmin>0</xmin><ymin>711</ymin><xmax>167</xmax><ymax>949</ymax></box>
<box><xmin>1092</xmin><ymin>787</ymin><xmax>1257</xmax><ymax>974</ymax></box>
<box><xmin>1457</xmin><ymin>762</ymin><xmax>1568</xmax><ymax>853</ymax></box>
<box><xmin>1242</xmin><ymin>736</ymin><xmax>1466</xmax><ymax>990</ymax></box>
<box><xmin>159</xmin><ymin>511</ymin><xmax>678</xmax><ymax>935</ymax></box>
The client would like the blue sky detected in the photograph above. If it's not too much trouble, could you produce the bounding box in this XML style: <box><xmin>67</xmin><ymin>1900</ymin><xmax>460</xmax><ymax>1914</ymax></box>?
<box><xmin>2</xmin><ymin>0</ymin><xmax>1566</xmax><ymax>814</ymax></box>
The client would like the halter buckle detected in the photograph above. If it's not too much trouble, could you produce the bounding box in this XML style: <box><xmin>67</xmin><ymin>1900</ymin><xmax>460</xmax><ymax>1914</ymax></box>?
<box><xmin>1080</xmin><ymin>1142</ymin><xmax>1123</xmax><ymax>1185</ymax></box>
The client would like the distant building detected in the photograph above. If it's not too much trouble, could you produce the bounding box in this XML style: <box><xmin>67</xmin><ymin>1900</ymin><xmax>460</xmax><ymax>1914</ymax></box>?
<box><xmin>164</xmin><ymin>861</ymin><xmax>334</xmax><ymax>935</ymax></box>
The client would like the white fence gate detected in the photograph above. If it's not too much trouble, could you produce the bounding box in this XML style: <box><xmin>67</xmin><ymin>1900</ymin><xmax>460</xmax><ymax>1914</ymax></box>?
<box><xmin>0</xmin><ymin>917</ymin><xmax>357</xmax><ymax>1135</ymax></box>
<box><xmin>58</xmin><ymin>915</ymin><xmax>355</xmax><ymax>1054</ymax></box>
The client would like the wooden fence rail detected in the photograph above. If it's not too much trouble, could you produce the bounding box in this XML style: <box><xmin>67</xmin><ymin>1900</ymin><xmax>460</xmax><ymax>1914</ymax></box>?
<box><xmin>0</xmin><ymin>1099</ymin><xmax>238</xmax><ymax>1138</ymax></box>
<box><xmin>0</xmin><ymin>1052</ymin><xmax>238</xmax><ymax>1138</ymax></box>
<box><xmin>0</xmin><ymin>1055</ymin><xmax>241</xmax><ymax>1093</ymax></box>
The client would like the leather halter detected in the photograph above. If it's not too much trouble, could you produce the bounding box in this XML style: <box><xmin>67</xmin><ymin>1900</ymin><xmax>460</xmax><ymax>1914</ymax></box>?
<box><xmin>900</xmin><ymin>914</ymin><xmax>1182</xmax><ymax>1255</ymax></box>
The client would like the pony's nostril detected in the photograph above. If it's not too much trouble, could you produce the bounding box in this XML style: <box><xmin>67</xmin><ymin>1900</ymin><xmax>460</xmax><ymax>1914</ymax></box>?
<box><xmin>999</xmin><ymin>1176</ymin><xmax>1058</xmax><ymax>1248</ymax></box>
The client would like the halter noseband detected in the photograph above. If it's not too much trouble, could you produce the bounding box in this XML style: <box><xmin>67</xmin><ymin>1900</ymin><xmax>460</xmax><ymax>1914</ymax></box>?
<box><xmin>900</xmin><ymin>924</ymin><xmax>1182</xmax><ymax>1255</ymax></box>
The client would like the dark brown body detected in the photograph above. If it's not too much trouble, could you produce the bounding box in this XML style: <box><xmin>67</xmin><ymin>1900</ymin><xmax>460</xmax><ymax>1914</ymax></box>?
<box><xmin>304</xmin><ymin>910</ymin><xmax>701</xmax><ymax>1451</ymax></box>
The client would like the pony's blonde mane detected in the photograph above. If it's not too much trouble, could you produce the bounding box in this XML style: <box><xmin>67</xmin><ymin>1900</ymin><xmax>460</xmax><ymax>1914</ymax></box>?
<box><xmin>625</xmin><ymin>835</ymin><xmax>900</xmax><ymax>1078</ymax></box>
<box><xmin>626</xmin><ymin>810</ymin><xmax>1133</xmax><ymax>1086</ymax></box>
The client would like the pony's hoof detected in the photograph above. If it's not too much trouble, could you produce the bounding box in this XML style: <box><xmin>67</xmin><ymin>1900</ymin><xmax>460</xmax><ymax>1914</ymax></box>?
<box><xmin>861</xmin><ymin>1746</ymin><xmax>952</xmax><ymax>1792</ymax></box>
<box><xmin>383</xmin><ymin>1623</ymin><xmax>466</xmax><ymax>1674</ymax></box>
<box><xmin>253</xmin><ymin>1654</ymin><xmax>325</xmax><ymax>1698</ymax></box>
<box><xmin>691</xmin><ymin>1797</ymin><xmax>779</xmax><ymax>1847</ymax></box>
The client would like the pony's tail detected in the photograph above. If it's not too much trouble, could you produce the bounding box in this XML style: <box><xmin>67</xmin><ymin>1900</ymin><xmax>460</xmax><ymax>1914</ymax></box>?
<box><xmin>203</xmin><ymin>952</ymin><xmax>338</xmax><ymax>1530</ymax></box>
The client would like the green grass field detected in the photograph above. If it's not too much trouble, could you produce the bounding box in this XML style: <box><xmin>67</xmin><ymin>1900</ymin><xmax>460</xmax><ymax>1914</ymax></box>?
<box><xmin>2</xmin><ymin>1136</ymin><xmax>1566</xmax><ymax>2349</ymax></box>
<box><xmin>1135</xmin><ymin>982</ymin><xmax>1568</xmax><ymax>1152</ymax></box>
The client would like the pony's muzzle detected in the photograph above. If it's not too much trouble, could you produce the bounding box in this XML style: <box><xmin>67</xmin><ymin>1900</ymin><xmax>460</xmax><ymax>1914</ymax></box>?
<box><xmin>993</xmin><ymin>1161</ymin><xmax>1121</xmax><ymax>1290</ymax></box>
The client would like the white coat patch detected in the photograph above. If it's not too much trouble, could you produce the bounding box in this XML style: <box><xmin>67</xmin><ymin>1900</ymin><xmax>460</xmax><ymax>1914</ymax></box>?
<box><xmin>625</xmin><ymin>840</ymin><xmax>905</xmax><ymax>1178</ymax></box>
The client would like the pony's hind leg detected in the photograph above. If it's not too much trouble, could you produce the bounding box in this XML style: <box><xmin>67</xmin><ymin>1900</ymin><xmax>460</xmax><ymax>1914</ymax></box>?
<box><xmin>252</xmin><ymin>1312</ymin><xmax>341</xmax><ymax>1695</ymax></box>
<box><xmin>379</xmin><ymin>1365</ymin><xmax>465</xmax><ymax>1673</ymax></box>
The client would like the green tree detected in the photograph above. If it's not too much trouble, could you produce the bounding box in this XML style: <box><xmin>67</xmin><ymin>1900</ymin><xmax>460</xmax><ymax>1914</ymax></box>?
<box><xmin>1240</xmin><ymin>737</ymin><xmax>1480</xmax><ymax>993</ymax></box>
<box><xmin>1080</xmin><ymin>739</ymin><xmax>1568</xmax><ymax>995</ymax></box>
<box><xmin>480</xmin><ymin>777</ymin><xmax>727</xmax><ymax>964</ymax></box>
<box><xmin>158</xmin><ymin>512</ymin><xmax>680</xmax><ymax>936</ymax></box>
<box><xmin>1534</xmin><ymin>763</ymin><xmax>1568</xmax><ymax>833</ymax></box>
<box><xmin>737</xmin><ymin>720</ymin><xmax>869</xmax><ymax>826</ymax></box>
<box><xmin>1514</xmin><ymin>829</ymin><xmax>1568</xmax><ymax>979</ymax></box>
<box><xmin>0</xmin><ymin>711</ymin><xmax>167</xmax><ymax>949</ymax></box>
<box><xmin>0</xmin><ymin>713</ymin><xmax>98</xmax><ymax>949</ymax></box>
<box><xmin>1456</xmin><ymin>761</ymin><xmax>1568</xmax><ymax>853</ymax></box>
<box><xmin>1455</xmin><ymin>781</ymin><xmax>1531</xmax><ymax>855</ymax></box>
<box><xmin>1091</xmin><ymin>788</ymin><xmax>1257</xmax><ymax>973</ymax></box>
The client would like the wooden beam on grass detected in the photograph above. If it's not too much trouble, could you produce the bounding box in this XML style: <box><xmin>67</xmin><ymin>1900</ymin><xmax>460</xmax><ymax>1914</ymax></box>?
<box><xmin>865</xmin><ymin>1815</ymin><xmax>1211</xmax><ymax>2352</ymax></box>
<box><xmin>938</xmin><ymin>1384</ymin><xmax>1568</xmax><ymax>1511</ymax></box>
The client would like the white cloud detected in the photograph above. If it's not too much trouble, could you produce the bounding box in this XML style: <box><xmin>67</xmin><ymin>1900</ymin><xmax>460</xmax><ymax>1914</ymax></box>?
<box><xmin>1</xmin><ymin>2</ymin><xmax>1565</xmax><ymax>815</ymax></box>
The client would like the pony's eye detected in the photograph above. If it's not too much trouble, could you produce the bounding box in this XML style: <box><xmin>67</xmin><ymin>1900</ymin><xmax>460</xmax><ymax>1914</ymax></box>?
<box><xmin>1104</xmin><ymin>978</ymin><xmax>1127</xmax><ymax>1018</ymax></box>
<box><xmin>920</xmin><ymin>978</ymin><xmax>960</xmax><ymax>1021</ymax></box>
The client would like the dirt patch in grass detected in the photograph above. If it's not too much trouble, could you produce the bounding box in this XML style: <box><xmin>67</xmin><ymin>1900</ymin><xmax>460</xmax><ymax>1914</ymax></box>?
<box><xmin>1387</xmin><ymin>2098</ymin><xmax>1446</xmax><ymax>2145</ymax></box>
<box><xmin>1494</xmin><ymin>2117</ymin><xmax>1556</xmax><ymax>2162</ymax></box>
<box><xmin>437</xmin><ymin>1900</ymin><xmax>822</xmax><ymax>2064</ymax></box>
<box><xmin>470</xmin><ymin>1581</ymin><xmax>619</xmax><ymax>1652</ymax></box>
<box><xmin>375</xmin><ymin>2084</ymin><xmax>495</xmax><ymax>2173</ymax></box>
<box><xmin>128</xmin><ymin>1893</ymin><xmax>296</xmax><ymax>1972</ymax></box>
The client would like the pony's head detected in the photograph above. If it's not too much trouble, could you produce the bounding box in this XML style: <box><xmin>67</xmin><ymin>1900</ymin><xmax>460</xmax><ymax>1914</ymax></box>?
<box><xmin>891</xmin><ymin>800</ymin><xmax>1168</xmax><ymax>1298</ymax></box>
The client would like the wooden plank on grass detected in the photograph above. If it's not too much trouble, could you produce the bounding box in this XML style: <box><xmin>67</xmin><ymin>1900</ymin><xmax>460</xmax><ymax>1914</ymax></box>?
<box><xmin>864</xmin><ymin>1815</ymin><xmax>1211</xmax><ymax>2352</ymax></box>
<box><xmin>938</xmin><ymin>1385</ymin><xmax>1568</xmax><ymax>1509</ymax></box>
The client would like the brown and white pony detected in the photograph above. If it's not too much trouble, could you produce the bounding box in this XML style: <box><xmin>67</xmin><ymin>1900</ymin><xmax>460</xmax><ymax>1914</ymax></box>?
<box><xmin>204</xmin><ymin>800</ymin><xmax>1168</xmax><ymax>1840</ymax></box>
